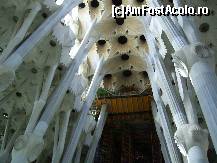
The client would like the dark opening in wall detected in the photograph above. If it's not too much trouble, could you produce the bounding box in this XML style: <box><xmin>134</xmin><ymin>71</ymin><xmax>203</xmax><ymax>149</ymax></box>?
<box><xmin>140</xmin><ymin>35</ymin><xmax>146</xmax><ymax>43</ymax></box>
<box><xmin>16</xmin><ymin>92</ymin><xmax>22</xmax><ymax>97</ymax></box>
<box><xmin>79</xmin><ymin>3</ymin><xmax>86</xmax><ymax>8</ymax></box>
<box><xmin>42</xmin><ymin>13</ymin><xmax>48</xmax><ymax>19</ymax></box>
<box><xmin>118</xmin><ymin>36</ymin><xmax>128</xmax><ymax>44</ymax></box>
<box><xmin>115</xmin><ymin>18</ymin><xmax>125</xmax><ymax>25</ymax></box>
<box><xmin>112</xmin><ymin>0</ymin><xmax>122</xmax><ymax>6</ymax></box>
<box><xmin>199</xmin><ymin>23</ymin><xmax>209</xmax><ymax>33</ymax></box>
<box><xmin>159</xmin><ymin>88</ymin><xmax>163</xmax><ymax>96</ymax></box>
<box><xmin>58</xmin><ymin>65</ymin><xmax>63</xmax><ymax>71</ymax></box>
<box><xmin>13</xmin><ymin>16</ymin><xmax>19</xmax><ymax>22</ymax></box>
<box><xmin>123</xmin><ymin>70</ymin><xmax>132</xmax><ymax>77</ymax></box>
<box><xmin>121</xmin><ymin>54</ymin><xmax>129</xmax><ymax>60</ymax></box>
<box><xmin>98</xmin><ymin>40</ymin><xmax>106</xmax><ymax>45</ymax></box>
<box><xmin>10</xmin><ymin>129</ymin><xmax>15</xmax><ymax>134</ymax></box>
<box><xmin>91</xmin><ymin>0</ymin><xmax>99</xmax><ymax>8</ymax></box>
<box><xmin>142</xmin><ymin>71</ymin><xmax>148</xmax><ymax>78</ymax></box>
<box><xmin>0</xmin><ymin>47</ymin><xmax>3</xmax><ymax>53</ymax></box>
<box><xmin>104</xmin><ymin>74</ymin><xmax>112</xmax><ymax>79</ymax></box>
<box><xmin>31</xmin><ymin>68</ymin><xmax>38</xmax><ymax>74</ymax></box>
<box><xmin>49</xmin><ymin>40</ymin><xmax>57</xmax><ymax>47</ymax></box>
<box><xmin>136</xmin><ymin>0</ymin><xmax>145</xmax><ymax>3</ymax></box>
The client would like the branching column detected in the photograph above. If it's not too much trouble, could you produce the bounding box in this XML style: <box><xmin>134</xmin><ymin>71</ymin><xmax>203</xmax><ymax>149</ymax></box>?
<box><xmin>0</xmin><ymin>0</ymin><xmax>82</xmax><ymax>92</ymax></box>
<box><xmin>0</xmin><ymin>2</ymin><xmax>42</xmax><ymax>64</ymax></box>
<box><xmin>61</xmin><ymin>57</ymin><xmax>105</xmax><ymax>163</ymax></box>
<box><xmin>11</xmin><ymin>20</ymin><xmax>97</xmax><ymax>163</ymax></box>
<box><xmin>84</xmin><ymin>104</ymin><xmax>108</xmax><ymax>163</ymax></box>
<box><xmin>152</xmin><ymin>101</ymin><xmax>173</xmax><ymax>163</ymax></box>
<box><xmin>143</xmin><ymin>14</ymin><xmax>210</xmax><ymax>162</ymax></box>
<box><xmin>146</xmin><ymin>56</ymin><xmax>183</xmax><ymax>163</ymax></box>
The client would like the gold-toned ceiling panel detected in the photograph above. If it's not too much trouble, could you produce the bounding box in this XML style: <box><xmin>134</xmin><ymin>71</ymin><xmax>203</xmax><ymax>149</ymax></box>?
<box><xmin>95</xmin><ymin>95</ymin><xmax>152</xmax><ymax>114</ymax></box>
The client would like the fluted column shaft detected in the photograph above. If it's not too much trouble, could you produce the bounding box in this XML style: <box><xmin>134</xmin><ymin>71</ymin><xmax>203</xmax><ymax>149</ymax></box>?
<box><xmin>147</xmin><ymin>58</ymin><xmax>183</xmax><ymax>163</ymax></box>
<box><xmin>188</xmin><ymin>146</ymin><xmax>209</xmax><ymax>163</ymax></box>
<box><xmin>74</xmin><ymin>142</ymin><xmax>83</xmax><ymax>163</ymax></box>
<box><xmin>52</xmin><ymin>110</ymin><xmax>71</xmax><ymax>163</ymax></box>
<box><xmin>152</xmin><ymin>101</ymin><xmax>178</xmax><ymax>163</ymax></box>
<box><xmin>190</xmin><ymin>61</ymin><xmax>217</xmax><ymax>151</ymax></box>
<box><xmin>143</xmin><ymin>15</ymin><xmax>210</xmax><ymax>162</ymax></box>
<box><xmin>84</xmin><ymin>104</ymin><xmax>108</xmax><ymax>163</ymax></box>
<box><xmin>143</xmin><ymin>17</ymin><xmax>187</xmax><ymax>128</ymax></box>
<box><xmin>148</xmin><ymin>2</ymin><xmax>217</xmax><ymax>157</ymax></box>
<box><xmin>61</xmin><ymin>58</ymin><xmax>105</xmax><ymax>163</ymax></box>
<box><xmin>174</xmin><ymin>70</ymin><xmax>198</xmax><ymax>124</ymax></box>
<box><xmin>34</xmin><ymin>20</ymin><xmax>96</xmax><ymax>136</ymax></box>
<box><xmin>155</xmin><ymin>54</ymin><xmax>188</xmax><ymax>127</ymax></box>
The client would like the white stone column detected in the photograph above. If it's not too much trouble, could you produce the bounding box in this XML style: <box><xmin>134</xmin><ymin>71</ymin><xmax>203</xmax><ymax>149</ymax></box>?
<box><xmin>150</xmin><ymin>2</ymin><xmax>217</xmax><ymax>136</ymax></box>
<box><xmin>74</xmin><ymin>142</ymin><xmax>83</xmax><ymax>163</ymax></box>
<box><xmin>146</xmin><ymin>58</ymin><xmax>183</xmax><ymax>163</ymax></box>
<box><xmin>172</xmin><ymin>0</ymin><xmax>201</xmax><ymax>43</ymax></box>
<box><xmin>143</xmin><ymin>19</ymin><xmax>210</xmax><ymax>162</ymax></box>
<box><xmin>148</xmin><ymin>12</ymin><xmax>200</xmax><ymax>125</ymax></box>
<box><xmin>32</xmin><ymin>19</ymin><xmax>96</xmax><ymax>135</ymax></box>
<box><xmin>173</xmin><ymin>44</ymin><xmax>217</xmax><ymax>153</ymax></box>
<box><xmin>175</xmin><ymin>124</ymin><xmax>209</xmax><ymax>163</ymax></box>
<box><xmin>168</xmin><ymin>7</ymin><xmax>217</xmax><ymax>153</ymax></box>
<box><xmin>154</xmin><ymin>52</ymin><xmax>187</xmax><ymax>128</ymax></box>
<box><xmin>188</xmin><ymin>146</ymin><xmax>209</xmax><ymax>163</ymax></box>
<box><xmin>149</xmin><ymin>0</ymin><xmax>188</xmax><ymax>51</ymax></box>
<box><xmin>0</xmin><ymin>2</ymin><xmax>42</xmax><ymax>64</ymax></box>
<box><xmin>52</xmin><ymin>110</ymin><xmax>71</xmax><ymax>163</ymax></box>
<box><xmin>11</xmin><ymin>21</ymin><xmax>96</xmax><ymax>163</ymax></box>
<box><xmin>25</xmin><ymin>64</ymin><xmax>57</xmax><ymax>134</ymax></box>
<box><xmin>0</xmin><ymin>120</ymin><xmax>25</xmax><ymax>163</ymax></box>
<box><xmin>169</xmin><ymin>0</ymin><xmax>204</xmax><ymax>125</ymax></box>
<box><xmin>1</xmin><ymin>114</ymin><xmax>11</xmax><ymax>151</ymax></box>
<box><xmin>174</xmin><ymin>69</ymin><xmax>198</xmax><ymax>124</ymax></box>
<box><xmin>61</xmin><ymin>57</ymin><xmax>105</xmax><ymax>163</ymax></box>
<box><xmin>143</xmin><ymin>16</ymin><xmax>187</xmax><ymax>128</ymax></box>
<box><xmin>151</xmin><ymin>102</ymin><xmax>173</xmax><ymax>163</ymax></box>
<box><xmin>84</xmin><ymin>104</ymin><xmax>108</xmax><ymax>163</ymax></box>
<box><xmin>190</xmin><ymin>61</ymin><xmax>217</xmax><ymax>151</ymax></box>
<box><xmin>0</xmin><ymin>0</ymin><xmax>82</xmax><ymax>92</ymax></box>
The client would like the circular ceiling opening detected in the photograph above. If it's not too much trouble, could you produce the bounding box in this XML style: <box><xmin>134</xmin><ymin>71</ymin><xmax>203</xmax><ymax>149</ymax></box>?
<box><xmin>123</xmin><ymin>70</ymin><xmax>132</xmax><ymax>77</ymax></box>
<box><xmin>115</xmin><ymin>18</ymin><xmax>125</xmax><ymax>25</ymax></box>
<box><xmin>118</xmin><ymin>36</ymin><xmax>128</xmax><ymax>44</ymax></box>
<box><xmin>121</xmin><ymin>54</ymin><xmax>129</xmax><ymax>60</ymax></box>
<box><xmin>98</xmin><ymin>40</ymin><xmax>106</xmax><ymax>45</ymax></box>
<box><xmin>112</xmin><ymin>0</ymin><xmax>122</xmax><ymax>6</ymax></box>
<box><xmin>140</xmin><ymin>35</ymin><xmax>146</xmax><ymax>43</ymax></box>
<box><xmin>136</xmin><ymin>0</ymin><xmax>145</xmax><ymax>3</ymax></box>
<box><xmin>16</xmin><ymin>92</ymin><xmax>22</xmax><ymax>97</ymax></box>
<box><xmin>91</xmin><ymin>0</ymin><xmax>99</xmax><ymax>8</ymax></box>
<box><xmin>79</xmin><ymin>3</ymin><xmax>86</xmax><ymax>8</ymax></box>
<box><xmin>104</xmin><ymin>74</ymin><xmax>112</xmax><ymax>79</ymax></box>
<box><xmin>49</xmin><ymin>40</ymin><xmax>56</xmax><ymax>47</ymax></box>
<box><xmin>142</xmin><ymin>71</ymin><xmax>148</xmax><ymax>78</ymax></box>
<box><xmin>199</xmin><ymin>23</ymin><xmax>209</xmax><ymax>33</ymax></box>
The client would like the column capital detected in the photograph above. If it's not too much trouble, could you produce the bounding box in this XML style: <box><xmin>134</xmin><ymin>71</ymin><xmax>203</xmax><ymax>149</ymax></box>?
<box><xmin>174</xmin><ymin>124</ymin><xmax>209</xmax><ymax>156</ymax></box>
<box><xmin>12</xmin><ymin>133</ymin><xmax>44</xmax><ymax>163</ymax></box>
<box><xmin>173</xmin><ymin>43</ymin><xmax>215</xmax><ymax>78</ymax></box>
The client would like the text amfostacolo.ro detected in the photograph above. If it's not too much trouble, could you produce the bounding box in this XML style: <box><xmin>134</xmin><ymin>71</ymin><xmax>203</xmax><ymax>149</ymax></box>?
<box><xmin>112</xmin><ymin>5</ymin><xmax>210</xmax><ymax>18</ymax></box>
